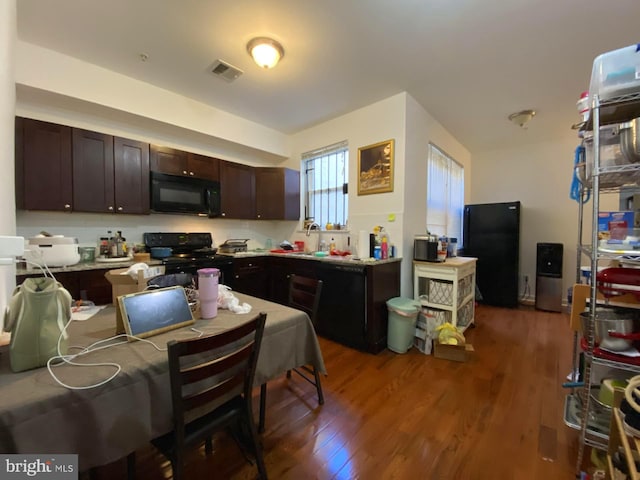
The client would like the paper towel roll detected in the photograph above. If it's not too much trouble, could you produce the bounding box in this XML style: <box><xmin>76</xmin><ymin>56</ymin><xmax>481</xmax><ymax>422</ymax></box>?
<box><xmin>358</xmin><ymin>230</ymin><xmax>370</xmax><ymax>258</ymax></box>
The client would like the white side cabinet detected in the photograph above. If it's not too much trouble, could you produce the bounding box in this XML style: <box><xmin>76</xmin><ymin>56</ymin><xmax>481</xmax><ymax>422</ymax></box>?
<box><xmin>413</xmin><ymin>257</ymin><xmax>477</xmax><ymax>331</ymax></box>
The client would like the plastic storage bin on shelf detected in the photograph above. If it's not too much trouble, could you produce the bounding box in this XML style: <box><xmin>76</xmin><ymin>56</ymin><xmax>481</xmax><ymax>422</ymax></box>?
<box><xmin>584</xmin><ymin>125</ymin><xmax>625</xmax><ymax>172</ymax></box>
<box><xmin>386</xmin><ymin>297</ymin><xmax>420</xmax><ymax>354</ymax></box>
<box><xmin>589</xmin><ymin>43</ymin><xmax>640</xmax><ymax>101</ymax></box>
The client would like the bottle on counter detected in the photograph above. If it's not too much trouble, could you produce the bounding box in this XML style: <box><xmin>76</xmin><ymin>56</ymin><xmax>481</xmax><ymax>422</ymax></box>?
<box><xmin>381</xmin><ymin>236</ymin><xmax>389</xmax><ymax>259</ymax></box>
<box><xmin>99</xmin><ymin>236</ymin><xmax>110</xmax><ymax>257</ymax></box>
<box><xmin>329</xmin><ymin>237</ymin><xmax>336</xmax><ymax>253</ymax></box>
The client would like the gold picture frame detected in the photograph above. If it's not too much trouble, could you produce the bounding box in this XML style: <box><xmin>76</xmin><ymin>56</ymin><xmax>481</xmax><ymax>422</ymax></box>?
<box><xmin>357</xmin><ymin>139</ymin><xmax>394</xmax><ymax>195</ymax></box>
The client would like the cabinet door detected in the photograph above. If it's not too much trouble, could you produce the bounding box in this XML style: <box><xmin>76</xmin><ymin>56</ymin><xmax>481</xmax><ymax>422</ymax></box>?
<box><xmin>255</xmin><ymin>168</ymin><xmax>300</xmax><ymax>220</ymax></box>
<box><xmin>72</xmin><ymin>128</ymin><xmax>115</xmax><ymax>213</ymax></box>
<box><xmin>220</xmin><ymin>161</ymin><xmax>256</xmax><ymax>219</ymax></box>
<box><xmin>149</xmin><ymin>145</ymin><xmax>188</xmax><ymax>176</ymax></box>
<box><xmin>232</xmin><ymin>258</ymin><xmax>269</xmax><ymax>299</ymax></box>
<box><xmin>17</xmin><ymin>118</ymin><xmax>72</xmax><ymax>211</ymax></box>
<box><xmin>268</xmin><ymin>257</ymin><xmax>317</xmax><ymax>305</ymax></box>
<box><xmin>187</xmin><ymin>153</ymin><xmax>219</xmax><ymax>181</ymax></box>
<box><xmin>114</xmin><ymin>137</ymin><xmax>150</xmax><ymax>214</ymax></box>
<box><xmin>316</xmin><ymin>265</ymin><xmax>367</xmax><ymax>349</ymax></box>
<box><xmin>18</xmin><ymin>269</ymin><xmax>114</xmax><ymax>305</ymax></box>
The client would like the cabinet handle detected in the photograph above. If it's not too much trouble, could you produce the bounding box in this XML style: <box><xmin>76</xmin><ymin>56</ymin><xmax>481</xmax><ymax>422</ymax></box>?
<box><xmin>108</xmin><ymin>206</ymin><xmax>114</xmax><ymax>211</ymax></box>
<box><xmin>221</xmin><ymin>213</ymin><xmax>226</xmax><ymax>217</ymax></box>
<box><xmin>182</xmin><ymin>170</ymin><xmax>188</xmax><ymax>175</ymax></box>
<box><xmin>64</xmin><ymin>204</ymin><xmax>71</xmax><ymax>209</ymax></box>
<box><xmin>117</xmin><ymin>207</ymin><xmax>123</xmax><ymax>212</ymax></box>
<box><xmin>235</xmin><ymin>275</ymin><xmax>239</xmax><ymax>279</ymax></box>
<box><xmin>257</xmin><ymin>214</ymin><xmax>261</xmax><ymax>218</ymax></box>
<box><xmin>189</xmin><ymin>171</ymin><xmax>194</xmax><ymax>176</ymax></box>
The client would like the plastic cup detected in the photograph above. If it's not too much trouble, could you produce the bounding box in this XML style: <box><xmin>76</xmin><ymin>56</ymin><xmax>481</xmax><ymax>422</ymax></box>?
<box><xmin>197</xmin><ymin>268</ymin><xmax>219</xmax><ymax>319</ymax></box>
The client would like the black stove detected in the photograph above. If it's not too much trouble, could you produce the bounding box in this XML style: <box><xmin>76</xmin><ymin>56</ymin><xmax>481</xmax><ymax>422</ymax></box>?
<box><xmin>143</xmin><ymin>232</ymin><xmax>233</xmax><ymax>282</ymax></box>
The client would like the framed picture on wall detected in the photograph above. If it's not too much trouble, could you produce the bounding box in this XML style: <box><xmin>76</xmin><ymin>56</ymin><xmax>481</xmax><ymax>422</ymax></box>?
<box><xmin>357</xmin><ymin>139</ymin><xmax>394</xmax><ymax>195</ymax></box>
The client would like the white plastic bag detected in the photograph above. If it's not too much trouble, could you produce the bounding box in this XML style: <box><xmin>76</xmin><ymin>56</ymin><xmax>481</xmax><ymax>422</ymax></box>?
<box><xmin>217</xmin><ymin>285</ymin><xmax>252</xmax><ymax>314</ymax></box>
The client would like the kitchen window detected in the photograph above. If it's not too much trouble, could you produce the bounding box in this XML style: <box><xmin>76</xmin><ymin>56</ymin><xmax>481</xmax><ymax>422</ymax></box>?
<box><xmin>302</xmin><ymin>140</ymin><xmax>349</xmax><ymax>228</ymax></box>
<box><xmin>426</xmin><ymin>143</ymin><xmax>464</xmax><ymax>241</ymax></box>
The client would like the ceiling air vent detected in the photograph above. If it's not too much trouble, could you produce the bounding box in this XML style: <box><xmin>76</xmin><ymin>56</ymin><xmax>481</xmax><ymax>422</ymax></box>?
<box><xmin>210</xmin><ymin>60</ymin><xmax>243</xmax><ymax>82</ymax></box>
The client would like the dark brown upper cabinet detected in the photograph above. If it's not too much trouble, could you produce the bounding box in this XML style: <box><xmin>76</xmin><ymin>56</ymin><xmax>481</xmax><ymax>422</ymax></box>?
<box><xmin>255</xmin><ymin>168</ymin><xmax>300</xmax><ymax>220</ymax></box>
<box><xmin>72</xmin><ymin>129</ymin><xmax>114</xmax><ymax>213</ymax></box>
<box><xmin>150</xmin><ymin>145</ymin><xmax>219</xmax><ymax>181</ymax></box>
<box><xmin>113</xmin><ymin>137</ymin><xmax>150</xmax><ymax>214</ymax></box>
<box><xmin>15</xmin><ymin>117</ymin><xmax>73</xmax><ymax>212</ymax></box>
<box><xmin>219</xmin><ymin>160</ymin><xmax>256</xmax><ymax>219</ymax></box>
<box><xmin>72</xmin><ymin>129</ymin><xmax>149</xmax><ymax>214</ymax></box>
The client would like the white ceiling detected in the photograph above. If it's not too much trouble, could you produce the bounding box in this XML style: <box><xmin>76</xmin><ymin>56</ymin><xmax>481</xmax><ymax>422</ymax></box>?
<box><xmin>15</xmin><ymin>0</ymin><xmax>640</xmax><ymax>153</ymax></box>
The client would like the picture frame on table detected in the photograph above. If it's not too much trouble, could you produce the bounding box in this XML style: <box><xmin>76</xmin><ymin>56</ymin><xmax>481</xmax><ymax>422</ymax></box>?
<box><xmin>357</xmin><ymin>139</ymin><xmax>394</xmax><ymax>195</ymax></box>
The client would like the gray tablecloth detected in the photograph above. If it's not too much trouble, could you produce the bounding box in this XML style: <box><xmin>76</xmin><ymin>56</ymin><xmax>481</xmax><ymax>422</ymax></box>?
<box><xmin>0</xmin><ymin>293</ymin><xmax>325</xmax><ymax>470</ymax></box>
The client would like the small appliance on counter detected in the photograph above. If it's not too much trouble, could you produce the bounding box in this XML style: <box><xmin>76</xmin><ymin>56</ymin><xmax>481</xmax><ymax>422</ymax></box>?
<box><xmin>218</xmin><ymin>239</ymin><xmax>249</xmax><ymax>254</ymax></box>
<box><xmin>24</xmin><ymin>235</ymin><xmax>80</xmax><ymax>267</ymax></box>
<box><xmin>414</xmin><ymin>234</ymin><xmax>442</xmax><ymax>262</ymax></box>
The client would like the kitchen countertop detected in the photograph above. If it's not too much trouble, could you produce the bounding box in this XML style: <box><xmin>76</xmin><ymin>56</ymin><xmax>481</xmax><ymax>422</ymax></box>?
<box><xmin>16</xmin><ymin>252</ymin><xmax>401</xmax><ymax>275</ymax></box>
<box><xmin>16</xmin><ymin>258</ymin><xmax>163</xmax><ymax>275</ymax></box>
<box><xmin>219</xmin><ymin>251</ymin><xmax>402</xmax><ymax>266</ymax></box>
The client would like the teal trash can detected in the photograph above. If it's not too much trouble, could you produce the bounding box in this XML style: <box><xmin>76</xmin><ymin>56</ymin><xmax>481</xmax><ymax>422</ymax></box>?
<box><xmin>386</xmin><ymin>297</ymin><xmax>420</xmax><ymax>353</ymax></box>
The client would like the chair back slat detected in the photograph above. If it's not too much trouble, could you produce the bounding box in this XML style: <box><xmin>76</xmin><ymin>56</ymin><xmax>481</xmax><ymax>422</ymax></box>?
<box><xmin>288</xmin><ymin>275</ymin><xmax>323</xmax><ymax>324</ymax></box>
<box><xmin>183</xmin><ymin>374</ymin><xmax>244</xmax><ymax>411</ymax></box>
<box><xmin>181</xmin><ymin>342</ymin><xmax>253</xmax><ymax>386</ymax></box>
<box><xmin>170</xmin><ymin>319</ymin><xmax>262</xmax><ymax>357</ymax></box>
<box><xmin>166</xmin><ymin>313</ymin><xmax>266</xmax><ymax>431</ymax></box>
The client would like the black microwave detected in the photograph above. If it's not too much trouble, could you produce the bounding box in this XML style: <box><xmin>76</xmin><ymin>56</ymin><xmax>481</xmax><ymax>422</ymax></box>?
<box><xmin>150</xmin><ymin>171</ymin><xmax>221</xmax><ymax>217</ymax></box>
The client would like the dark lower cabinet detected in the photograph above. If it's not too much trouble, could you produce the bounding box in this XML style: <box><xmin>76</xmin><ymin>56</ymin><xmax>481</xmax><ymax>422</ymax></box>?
<box><xmin>16</xmin><ymin>269</ymin><xmax>113</xmax><ymax>306</ymax></box>
<box><xmin>15</xmin><ymin>257</ymin><xmax>401</xmax><ymax>354</ymax></box>
<box><xmin>365</xmin><ymin>261</ymin><xmax>402</xmax><ymax>353</ymax></box>
<box><xmin>268</xmin><ymin>257</ymin><xmax>400</xmax><ymax>354</ymax></box>
<box><xmin>230</xmin><ymin>257</ymin><xmax>269</xmax><ymax>299</ymax></box>
<box><xmin>269</xmin><ymin>257</ymin><xmax>318</xmax><ymax>305</ymax></box>
<box><xmin>315</xmin><ymin>263</ymin><xmax>367</xmax><ymax>350</ymax></box>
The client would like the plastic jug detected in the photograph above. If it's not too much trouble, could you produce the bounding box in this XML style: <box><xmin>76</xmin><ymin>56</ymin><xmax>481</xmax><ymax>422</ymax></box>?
<box><xmin>197</xmin><ymin>268</ymin><xmax>219</xmax><ymax>319</ymax></box>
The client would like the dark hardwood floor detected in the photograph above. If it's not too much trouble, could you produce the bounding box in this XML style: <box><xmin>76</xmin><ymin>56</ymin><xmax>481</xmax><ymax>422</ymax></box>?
<box><xmin>92</xmin><ymin>304</ymin><xmax>584</xmax><ymax>479</ymax></box>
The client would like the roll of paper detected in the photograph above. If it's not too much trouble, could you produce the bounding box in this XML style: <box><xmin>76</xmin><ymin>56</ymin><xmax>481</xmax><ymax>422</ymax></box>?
<box><xmin>358</xmin><ymin>230</ymin><xmax>370</xmax><ymax>259</ymax></box>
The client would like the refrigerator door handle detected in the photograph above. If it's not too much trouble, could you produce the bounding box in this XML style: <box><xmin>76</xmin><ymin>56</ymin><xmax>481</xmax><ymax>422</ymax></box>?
<box><xmin>462</xmin><ymin>207</ymin><xmax>470</xmax><ymax>249</ymax></box>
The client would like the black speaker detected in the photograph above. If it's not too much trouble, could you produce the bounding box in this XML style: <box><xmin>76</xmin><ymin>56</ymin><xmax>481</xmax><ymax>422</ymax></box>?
<box><xmin>536</xmin><ymin>243</ymin><xmax>563</xmax><ymax>278</ymax></box>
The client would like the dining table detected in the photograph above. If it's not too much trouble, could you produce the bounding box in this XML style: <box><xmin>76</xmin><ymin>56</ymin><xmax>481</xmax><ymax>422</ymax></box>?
<box><xmin>0</xmin><ymin>292</ymin><xmax>326</xmax><ymax>471</ymax></box>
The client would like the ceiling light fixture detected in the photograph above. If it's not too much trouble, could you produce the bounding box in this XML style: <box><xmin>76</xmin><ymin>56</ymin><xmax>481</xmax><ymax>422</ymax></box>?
<box><xmin>508</xmin><ymin>110</ymin><xmax>536</xmax><ymax>129</ymax></box>
<box><xmin>247</xmin><ymin>37</ymin><xmax>284</xmax><ymax>69</ymax></box>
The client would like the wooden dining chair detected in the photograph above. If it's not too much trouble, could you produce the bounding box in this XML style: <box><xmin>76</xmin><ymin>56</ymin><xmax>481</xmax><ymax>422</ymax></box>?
<box><xmin>259</xmin><ymin>275</ymin><xmax>324</xmax><ymax>433</ymax></box>
<box><xmin>151</xmin><ymin>312</ymin><xmax>268</xmax><ymax>480</ymax></box>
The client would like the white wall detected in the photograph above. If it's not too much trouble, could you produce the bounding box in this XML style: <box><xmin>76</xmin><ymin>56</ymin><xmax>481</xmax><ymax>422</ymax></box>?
<box><xmin>13</xmin><ymin>40</ymin><xmax>306</xmax><ymax>257</ymax></box>
<box><xmin>16</xmin><ymin>41</ymin><xmax>290</xmax><ymax>160</ymax></box>
<box><xmin>292</xmin><ymin>93</ymin><xmax>407</xmax><ymax>244</ymax></box>
<box><xmin>403</xmin><ymin>94</ymin><xmax>471</xmax><ymax>296</ymax></box>
<box><xmin>471</xmin><ymin>136</ymin><xmax>618</xmax><ymax>302</ymax></box>
<box><xmin>0</xmin><ymin>1</ymin><xmax>16</xmax><ymax>338</ymax></box>
<box><xmin>291</xmin><ymin>93</ymin><xmax>470</xmax><ymax>297</ymax></box>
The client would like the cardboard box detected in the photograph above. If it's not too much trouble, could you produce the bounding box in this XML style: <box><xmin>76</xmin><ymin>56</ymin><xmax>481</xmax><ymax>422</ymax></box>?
<box><xmin>104</xmin><ymin>265</ymin><xmax>165</xmax><ymax>333</ymax></box>
<box><xmin>433</xmin><ymin>341</ymin><xmax>474</xmax><ymax>362</ymax></box>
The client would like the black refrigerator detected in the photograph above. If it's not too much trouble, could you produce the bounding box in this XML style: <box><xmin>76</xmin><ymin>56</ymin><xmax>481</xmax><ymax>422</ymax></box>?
<box><xmin>462</xmin><ymin>201</ymin><xmax>520</xmax><ymax>308</ymax></box>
